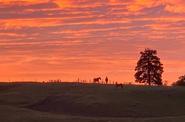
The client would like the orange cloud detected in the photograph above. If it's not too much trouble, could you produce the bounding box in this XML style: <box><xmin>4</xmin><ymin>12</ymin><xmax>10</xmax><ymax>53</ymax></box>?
<box><xmin>0</xmin><ymin>19</ymin><xmax>63</xmax><ymax>29</ymax></box>
<box><xmin>0</xmin><ymin>0</ymin><xmax>185</xmax><ymax>83</ymax></box>
<box><xmin>164</xmin><ymin>1</ymin><xmax>185</xmax><ymax>13</ymax></box>
<box><xmin>0</xmin><ymin>0</ymin><xmax>72</xmax><ymax>9</ymax></box>
<box><xmin>0</xmin><ymin>0</ymin><xmax>47</xmax><ymax>4</ymax></box>
<box><xmin>128</xmin><ymin>0</ymin><xmax>185</xmax><ymax>13</ymax></box>
<box><xmin>1</xmin><ymin>0</ymin><xmax>185</xmax><ymax>13</ymax></box>
<box><xmin>128</xmin><ymin>0</ymin><xmax>160</xmax><ymax>12</ymax></box>
<box><xmin>53</xmin><ymin>0</ymin><xmax>72</xmax><ymax>8</ymax></box>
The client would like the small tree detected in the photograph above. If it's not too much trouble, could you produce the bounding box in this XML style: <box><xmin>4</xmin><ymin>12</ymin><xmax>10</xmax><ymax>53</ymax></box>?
<box><xmin>135</xmin><ymin>48</ymin><xmax>164</xmax><ymax>85</ymax></box>
<box><xmin>172</xmin><ymin>75</ymin><xmax>185</xmax><ymax>86</ymax></box>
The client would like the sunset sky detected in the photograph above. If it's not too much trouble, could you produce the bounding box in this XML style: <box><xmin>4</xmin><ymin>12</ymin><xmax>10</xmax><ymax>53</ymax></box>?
<box><xmin>0</xmin><ymin>0</ymin><xmax>185</xmax><ymax>83</ymax></box>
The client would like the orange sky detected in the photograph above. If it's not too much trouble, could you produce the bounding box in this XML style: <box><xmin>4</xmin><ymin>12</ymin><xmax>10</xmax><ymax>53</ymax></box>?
<box><xmin>0</xmin><ymin>0</ymin><xmax>185</xmax><ymax>84</ymax></box>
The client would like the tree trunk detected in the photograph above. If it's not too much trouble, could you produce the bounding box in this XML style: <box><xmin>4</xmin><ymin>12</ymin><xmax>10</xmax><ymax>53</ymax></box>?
<box><xmin>148</xmin><ymin>61</ymin><xmax>151</xmax><ymax>86</ymax></box>
<box><xmin>148</xmin><ymin>71</ymin><xmax>151</xmax><ymax>85</ymax></box>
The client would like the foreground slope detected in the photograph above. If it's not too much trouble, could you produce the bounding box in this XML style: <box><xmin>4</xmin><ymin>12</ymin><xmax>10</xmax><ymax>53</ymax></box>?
<box><xmin>0</xmin><ymin>82</ymin><xmax>185</xmax><ymax>122</ymax></box>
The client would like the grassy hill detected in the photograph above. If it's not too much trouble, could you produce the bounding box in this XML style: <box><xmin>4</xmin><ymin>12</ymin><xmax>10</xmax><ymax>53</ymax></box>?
<box><xmin>0</xmin><ymin>82</ymin><xmax>185</xmax><ymax>122</ymax></box>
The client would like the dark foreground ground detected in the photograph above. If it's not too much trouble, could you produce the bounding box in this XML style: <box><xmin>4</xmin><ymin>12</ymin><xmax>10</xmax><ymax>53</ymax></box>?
<box><xmin>0</xmin><ymin>82</ymin><xmax>185</xmax><ymax>122</ymax></box>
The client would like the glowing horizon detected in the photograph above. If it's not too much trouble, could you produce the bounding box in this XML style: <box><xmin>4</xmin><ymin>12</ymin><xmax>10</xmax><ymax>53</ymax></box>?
<box><xmin>0</xmin><ymin>0</ymin><xmax>185</xmax><ymax>84</ymax></box>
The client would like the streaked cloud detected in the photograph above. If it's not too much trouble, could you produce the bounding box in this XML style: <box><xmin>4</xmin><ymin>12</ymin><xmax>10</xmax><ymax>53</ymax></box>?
<box><xmin>0</xmin><ymin>0</ymin><xmax>185</xmax><ymax>83</ymax></box>
<box><xmin>128</xmin><ymin>0</ymin><xmax>185</xmax><ymax>13</ymax></box>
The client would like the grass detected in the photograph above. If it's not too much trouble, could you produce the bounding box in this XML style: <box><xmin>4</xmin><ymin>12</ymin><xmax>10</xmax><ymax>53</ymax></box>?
<box><xmin>0</xmin><ymin>82</ymin><xmax>185</xmax><ymax>122</ymax></box>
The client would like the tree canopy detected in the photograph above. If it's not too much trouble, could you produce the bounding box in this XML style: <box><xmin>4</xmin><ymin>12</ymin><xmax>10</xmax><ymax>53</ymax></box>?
<box><xmin>135</xmin><ymin>49</ymin><xmax>163</xmax><ymax>85</ymax></box>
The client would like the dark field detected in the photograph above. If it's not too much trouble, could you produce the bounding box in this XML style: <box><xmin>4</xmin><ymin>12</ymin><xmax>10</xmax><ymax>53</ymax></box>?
<box><xmin>0</xmin><ymin>82</ymin><xmax>185</xmax><ymax>122</ymax></box>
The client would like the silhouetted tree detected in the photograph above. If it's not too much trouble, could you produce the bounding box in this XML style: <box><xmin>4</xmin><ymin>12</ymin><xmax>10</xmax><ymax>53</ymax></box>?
<box><xmin>135</xmin><ymin>48</ymin><xmax>163</xmax><ymax>85</ymax></box>
<box><xmin>172</xmin><ymin>75</ymin><xmax>185</xmax><ymax>86</ymax></box>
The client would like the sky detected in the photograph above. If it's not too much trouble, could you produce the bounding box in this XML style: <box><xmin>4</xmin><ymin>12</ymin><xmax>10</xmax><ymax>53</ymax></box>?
<box><xmin>0</xmin><ymin>0</ymin><xmax>185</xmax><ymax>83</ymax></box>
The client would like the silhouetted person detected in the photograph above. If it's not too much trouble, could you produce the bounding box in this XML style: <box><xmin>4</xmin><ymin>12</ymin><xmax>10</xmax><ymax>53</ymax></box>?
<box><xmin>105</xmin><ymin>77</ymin><xmax>108</xmax><ymax>84</ymax></box>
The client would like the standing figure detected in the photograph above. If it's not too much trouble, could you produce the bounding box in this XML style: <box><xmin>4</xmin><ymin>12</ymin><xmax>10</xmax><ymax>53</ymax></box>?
<box><xmin>105</xmin><ymin>76</ymin><xmax>108</xmax><ymax>84</ymax></box>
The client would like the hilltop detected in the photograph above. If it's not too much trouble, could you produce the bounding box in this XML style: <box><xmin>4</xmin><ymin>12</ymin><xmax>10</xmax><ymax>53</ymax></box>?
<box><xmin>0</xmin><ymin>82</ymin><xmax>185</xmax><ymax>122</ymax></box>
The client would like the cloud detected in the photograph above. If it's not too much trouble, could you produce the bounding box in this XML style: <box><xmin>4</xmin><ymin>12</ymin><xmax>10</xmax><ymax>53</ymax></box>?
<box><xmin>128</xmin><ymin>0</ymin><xmax>185</xmax><ymax>13</ymax></box>
<box><xmin>0</xmin><ymin>0</ymin><xmax>185</xmax><ymax>83</ymax></box>
<box><xmin>0</xmin><ymin>18</ymin><xmax>64</xmax><ymax>29</ymax></box>
<box><xmin>0</xmin><ymin>0</ymin><xmax>72</xmax><ymax>9</ymax></box>
<box><xmin>1</xmin><ymin>0</ymin><xmax>185</xmax><ymax>13</ymax></box>
<box><xmin>53</xmin><ymin>0</ymin><xmax>72</xmax><ymax>8</ymax></box>
<box><xmin>0</xmin><ymin>0</ymin><xmax>47</xmax><ymax>4</ymax></box>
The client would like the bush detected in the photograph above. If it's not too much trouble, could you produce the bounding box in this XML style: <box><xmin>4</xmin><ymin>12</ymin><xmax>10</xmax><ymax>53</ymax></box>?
<box><xmin>173</xmin><ymin>75</ymin><xmax>185</xmax><ymax>86</ymax></box>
